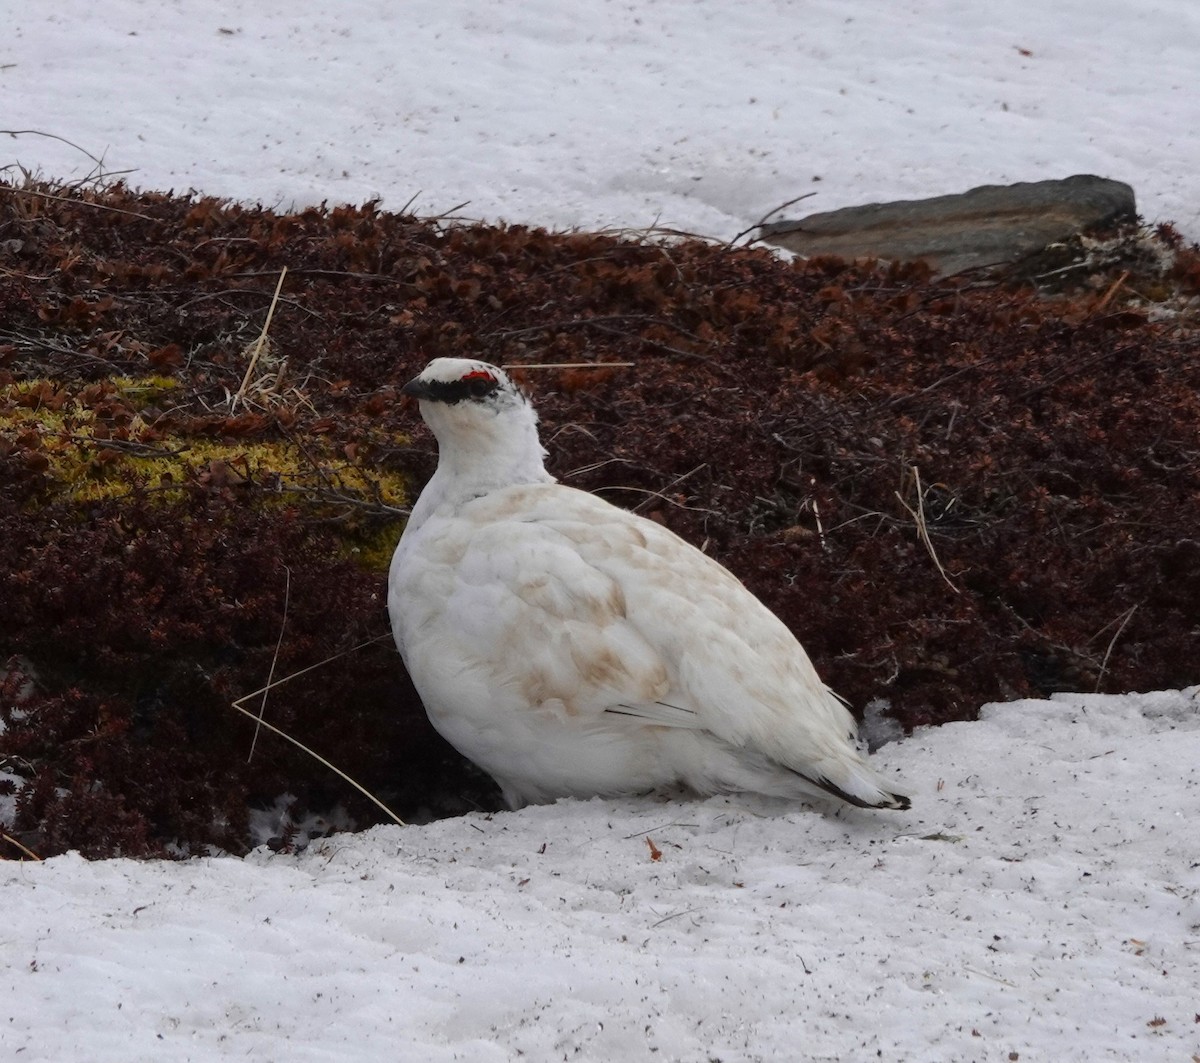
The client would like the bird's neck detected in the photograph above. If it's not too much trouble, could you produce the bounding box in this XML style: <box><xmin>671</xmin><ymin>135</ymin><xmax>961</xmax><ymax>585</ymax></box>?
<box><xmin>408</xmin><ymin>401</ymin><xmax>553</xmax><ymax>529</ymax></box>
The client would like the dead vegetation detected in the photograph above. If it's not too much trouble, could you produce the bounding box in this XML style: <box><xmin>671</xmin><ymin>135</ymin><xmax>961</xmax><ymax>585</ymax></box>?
<box><xmin>1</xmin><ymin>177</ymin><xmax>1198</xmax><ymax>858</ymax></box>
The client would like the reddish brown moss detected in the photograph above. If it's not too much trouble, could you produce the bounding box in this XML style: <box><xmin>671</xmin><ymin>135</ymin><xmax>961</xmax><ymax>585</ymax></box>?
<box><xmin>1</xmin><ymin>180</ymin><xmax>1198</xmax><ymax>858</ymax></box>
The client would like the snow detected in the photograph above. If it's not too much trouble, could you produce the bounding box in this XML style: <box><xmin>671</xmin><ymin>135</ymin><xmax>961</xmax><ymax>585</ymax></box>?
<box><xmin>4</xmin><ymin>1</ymin><xmax>1199</xmax><ymax>241</ymax></box>
<box><xmin>4</xmin><ymin>690</ymin><xmax>1199</xmax><ymax>1060</ymax></box>
<box><xmin>4</xmin><ymin>3</ymin><xmax>1200</xmax><ymax>1059</ymax></box>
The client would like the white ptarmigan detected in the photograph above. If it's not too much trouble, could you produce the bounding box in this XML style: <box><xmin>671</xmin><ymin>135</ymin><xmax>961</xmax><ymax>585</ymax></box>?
<box><xmin>388</xmin><ymin>358</ymin><xmax>910</xmax><ymax>812</ymax></box>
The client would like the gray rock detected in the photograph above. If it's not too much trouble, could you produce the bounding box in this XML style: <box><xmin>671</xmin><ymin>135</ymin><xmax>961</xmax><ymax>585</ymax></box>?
<box><xmin>759</xmin><ymin>175</ymin><xmax>1137</xmax><ymax>276</ymax></box>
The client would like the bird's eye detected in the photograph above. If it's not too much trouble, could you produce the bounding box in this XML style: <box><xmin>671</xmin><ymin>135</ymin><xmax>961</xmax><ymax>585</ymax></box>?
<box><xmin>462</xmin><ymin>371</ymin><xmax>497</xmax><ymax>398</ymax></box>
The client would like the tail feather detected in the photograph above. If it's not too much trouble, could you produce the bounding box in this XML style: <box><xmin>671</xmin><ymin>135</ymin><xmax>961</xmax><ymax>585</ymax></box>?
<box><xmin>792</xmin><ymin>758</ymin><xmax>911</xmax><ymax>810</ymax></box>
<box><xmin>808</xmin><ymin>772</ymin><xmax>911</xmax><ymax>810</ymax></box>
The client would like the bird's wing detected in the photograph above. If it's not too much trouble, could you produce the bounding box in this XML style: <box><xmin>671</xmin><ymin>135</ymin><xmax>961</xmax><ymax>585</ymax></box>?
<box><xmin>405</xmin><ymin>484</ymin><xmax>856</xmax><ymax>757</ymax></box>
<box><xmin>551</xmin><ymin>495</ymin><xmax>902</xmax><ymax>804</ymax></box>
<box><xmin>527</xmin><ymin>487</ymin><xmax>866</xmax><ymax>755</ymax></box>
<box><xmin>391</xmin><ymin>494</ymin><xmax>684</xmax><ymax>725</ymax></box>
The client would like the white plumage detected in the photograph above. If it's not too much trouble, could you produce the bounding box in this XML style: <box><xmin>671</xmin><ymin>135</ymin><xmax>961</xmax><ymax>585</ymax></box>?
<box><xmin>388</xmin><ymin>358</ymin><xmax>910</xmax><ymax>812</ymax></box>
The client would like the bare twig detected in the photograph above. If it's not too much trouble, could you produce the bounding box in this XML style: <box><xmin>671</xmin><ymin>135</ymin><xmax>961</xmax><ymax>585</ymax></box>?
<box><xmin>490</xmin><ymin>314</ymin><xmax>716</xmax><ymax>365</ymax></box>
<box><xmin>651</xmin><ymin>907</ymin><xmax>702</xmax><ymax>928</ymax></box>
<box><xmin>273</xmin><ymin>483</ymin><xmax>409</xmax><ymax>519</ymax></box>
<box><xmin>1019</xmin><ymin>344</ymin><xmax>1137</xmax><ymax>401</ymax></box>
<box><xmin>228</xmin><ymin>269</ymin><xmax>393</xmax><ymax>286</ymax></box>
<box><xmin>588</xmin><ymin>321</ymin><xmax>716</xmax><ymax>366</ymax></box>
<box><xmin>177</xmin><ymin>288</ymin><xmax>316</xmax><ymax>316</ymax></box>
<box><xmin>963</xmin><ymin>966</ymin><xmax>1019</xmax><ymax>988</ymax></box>
<box><xmin>65</xmin><ymin>434</ymin><xmax>190</xmax><ymax>459</ymax></box>
<box><xmin>623</xmin><ymin>821</ymin><xmax>699</xmax><ymax>839</ymax></box>
<box><xmin>729</xmin><ymin>191</ymin><xmax>819</xmax><ymax>247</ymax></box>
<box><xmin>0</xmin><ymin>328</ymin><xmax>125</xmax><ymax>369</ymax></box>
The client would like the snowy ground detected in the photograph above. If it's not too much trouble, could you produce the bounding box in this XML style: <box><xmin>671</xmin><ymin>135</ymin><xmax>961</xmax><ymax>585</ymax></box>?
<box><xmin>4</xmin><ymin>3</ymin><xmax>1200</xmax><ymax>1060</ymax></box>
<box><xmin>4</xmin><ymin>690</ymin><xmax>1199</xmax><ymax>1061</ymax></box>
<box><xmin>4</xmin><ymin>1</ymin><xmax>1198</xmax><ymax>241</ymax></box>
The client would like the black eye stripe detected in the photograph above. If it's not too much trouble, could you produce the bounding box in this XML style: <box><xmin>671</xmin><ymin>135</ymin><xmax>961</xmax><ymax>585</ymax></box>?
<box><xmin>415</xmin><ymin>375</ymin><xmax>500</xmax><ymax>404</ymax></box>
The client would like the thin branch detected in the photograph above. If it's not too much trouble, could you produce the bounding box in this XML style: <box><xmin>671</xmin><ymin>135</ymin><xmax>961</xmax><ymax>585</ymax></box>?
<box><xmin>227</xmin><ymin>269</ymin><xmax>395</xmax><ymax>284</ymax></box>
<box><xmin>62</xmin><ymin>429</ymin><xmax>192</xmax><ymax>459</ymax></box>
<box><xmin>491</xmin><ymin>314</ymin><xmax>673</xmax><ymax>340</ymax></box>
<box><xmin>175</xmin><ymin>288</ymin><xmax>317</xmax><ymax>316</ymax></box>
<box><xmin>0</xmin><ymin>329</ymin><xmax>124</xmax><ymax>368</ymax></box>
<box><xmin>588</xmin><ymin>321</ymin><xmax>716</xmax><ymax>366</ymax></box>
<box><xmin>1019</xmin><ymin>344</ymin><xmax>1137</xmax><ymax>401</ymax></box>
<box><xmin>730</xmin><ymin>191</ymin><xmax>819</xmax><ymax>247</ymax></box>
<box><xmin>272</xmin><ymin>483</ymin><xmax>409</xmax><ymax>519</ymax></box>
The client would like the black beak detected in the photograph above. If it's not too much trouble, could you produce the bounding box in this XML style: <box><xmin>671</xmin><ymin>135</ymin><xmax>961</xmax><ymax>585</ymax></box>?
<box><xmin>401</xmin><ymin>376</ymin><xmax>433</xmax><ymax>400</ymax></box>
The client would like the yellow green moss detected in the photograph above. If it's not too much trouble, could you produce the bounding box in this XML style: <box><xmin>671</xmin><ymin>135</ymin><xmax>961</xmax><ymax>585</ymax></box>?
<box><xmin>108</xmin><ymin>375</ymin><xmax>182</xmax><ymax>402</ymax></box>
<box><xmin>2</xmin><ymin>376</ymin><xmax>410</xmax><ymax>542</ymax></box>
<box><xmin>340</xmin><ymin>520</ymin><xmax>407</xmax><ymax>572</ymax></box>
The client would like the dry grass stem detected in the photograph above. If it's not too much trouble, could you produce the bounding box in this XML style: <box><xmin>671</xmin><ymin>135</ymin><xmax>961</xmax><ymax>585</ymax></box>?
<box><xmin>247</xmin><ymin>564</ymin><xmax>291</xmax><ymax>763</ymax></box>
<box><xmin>631</xmin><ymin>463</ymin><xmax>707</xmax><ymax>514</ymax></box>
<box><xmin>230</xmin><ymin>266</ymin><xmax>288</xmax><ymax>414</ymax></box>
<box><xmin>895</xmin><ymin>465</ymin><xmax>961</xmax><ymax>595</ymax></box>
<box><xmin>1094</xmin><ymin>604</ymin><xmax>1139</xmax><ymax>692</ymax></box>
<box><xmin>1</xmin><ymin>832</ymin><xmax>42</xmax><ymax>861</ymax></box>
<box><xmin>596</xmin><ymin>481</ymin><xmax>721</xmax><ymax>517</ymax></box>
<box><xmin>1092</xmin><ymin>269</ymin><xmax>1130</xmax><ymax>315</ymax></box>
<box><xmin>1</xmin><ymin>184</ymin><xmax>154</xmax><ymax>221</ymax></box>
<box><xmin>809</xmin><ymin>476</ymin><xmax>829</xmax><ymax>552</ymax></box>
<box><xmin>508</xmin><ymin>362</ymin><xmax>636</xmax><ymax>370</ymax></box>
<box><xmin>230</xmin><ymin>632</ymin><xmax>406</xmax><ymax>828</ymax></box>
<box><xmin>2</xmin><ymin>128</ymin><xmax>107</xmax><ymax>167</ymax></box>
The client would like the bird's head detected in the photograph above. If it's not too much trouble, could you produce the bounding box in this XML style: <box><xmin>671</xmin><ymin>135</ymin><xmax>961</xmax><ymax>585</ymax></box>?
<box><xmin>401</xmin><ymin>358</ymin><xmax>527</xmax><ymax>410</ymax></box>
<box><xmin>401</xmin><ymin>358</ymin><xmax>550</xmax><ymax>489</ymax></box>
